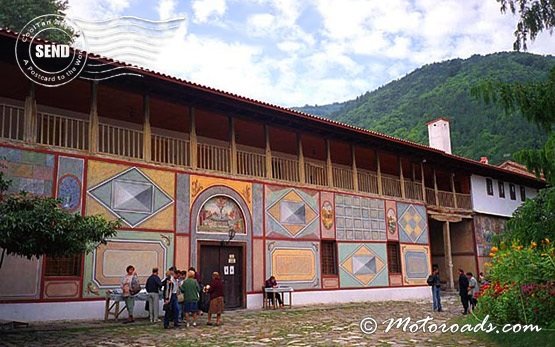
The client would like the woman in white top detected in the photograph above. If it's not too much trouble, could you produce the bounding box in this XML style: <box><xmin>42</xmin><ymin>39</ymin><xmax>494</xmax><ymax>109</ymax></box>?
<box><xmin>121</xmin><ymin>265</ymin><xmax>138</xmax><ymax>323</ymax></box>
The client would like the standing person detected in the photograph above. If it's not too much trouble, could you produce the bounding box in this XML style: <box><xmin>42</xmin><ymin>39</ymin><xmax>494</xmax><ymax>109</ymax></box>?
<box><xmin>163</xmin><ymin>268</ymin><xmax>180</xmax><ymax>329</ymax></box>
<box><xmin>188</xmin><ymin>267</ymin><xmax>203</xmax><ymax>315</ymax></box>
<box><xmin>458</xmin><ymin>268</ymin><xmax>470</xmax><ymax>315</ymax></box>
<box><xmin>467</xmin><ymin>272</ymin><xmax>479</xmax><ymax>312</ymax></box>
<box><xmin>206</xmin><ymin>272</ymin><xmax>224</xmax><ymax>326</ymax></box>
<box><xmin>181</xmin><ymin>270</ymin><xmax>200</xmax><ymax>327</ymax></box>
<box><xmin>146</xmin><ymin>267</ymin><xmax>162</xmax><ymax>323</ymax></box>
<box><xmin>121</xmin><ymin>265</ymin><xmax>139</xmax><ymax>324</ymax></box>
<box><xmin>265</xmin><ymin>276</ymin><xmax>284</xmax><ymax>308</ymax></box>
<box><xmin>177</xmin><ymin>270</ymin><xmax>185</xmax><ymax>322</ymax></box>
<box><xmin>428</xmin><ymin>267</ymin><xmax>442</xmax><ymax>312</ymax></box>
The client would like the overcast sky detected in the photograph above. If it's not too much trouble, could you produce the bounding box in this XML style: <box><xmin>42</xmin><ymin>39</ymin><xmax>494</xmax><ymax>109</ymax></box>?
<box><xmin>66</xmin><ymin>0</ymin><xmax>555</xmax><ymax>107</ymax></box>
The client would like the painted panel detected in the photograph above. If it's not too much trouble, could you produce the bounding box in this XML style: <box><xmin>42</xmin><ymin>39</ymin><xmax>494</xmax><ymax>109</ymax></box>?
<box><xmin>322</xmin><ymin>277</ymin><xmax>339</xmax><ymax>289</ymax></box>
<box><xmin>400</xmin><ymin>244</ymin><xmax>430</xmax><ymax>286</ymax></box>
<box><xmin>0</xmin><ymin>147</ymin><xmax>54</xmax><ymax>196</ymax></box>
<box><xmin>320</xmin><ymin>191</ymin><xmax>335</xmax><ymax>239</ymax></box>
<box><xmin>190</xmin><ymin>175</ymin><xmax>252</xmax><ymax>212</ymax></box>
<box><xmin>265</xmin><ymin>185</ymin><xmax>320</xmax><ymax>239</ymax></box>
<box><xmin>82</xmin><ymin>231</ymin><xmax>174</xmax><ymax>297</ymax></box>
<box><xmin>338</xmin><ymin>243</ymin><xmax>388</xmax><ymax>288</ymax></box>
<box><xmin>44</xmin><ymin>280</ymin><xmax>80</xmax><ymax>299</ymax></box>
<box><xmin>252</xmin><ymin>183</ymin><xmax>263</xmax><ymax>237</ymax></box>
<box><xmin>385</xmin><ymin>200</ymin><xmax>398</xmax><ymax>241</ymax></box>
<box><xmin>335</xmin><ymin>194</ymin><xmax>386</xmax><ymax>241</ymax></box>
<box><xmin>56</xmin><ymin>156</ymin><xmax>84</xmax><ymax>213</ymax></box>
<box><xmin>175</xmin><ymin>235</ymin><xmax>190</xmax><ymax>271</ymax></box>
<box><xmin>397</xmin><ymin>203</ymin><xmax>428</xmax><ymax>244</ymax></box>
<box><xmin>253</xmin><ymin>238</ymin><xmax>264</xmax><ymax>292</ymax></box>
<box><xmin>0</xmin><ymin>253</ymin><xmax>41</xmax><ymax>300</ymax></box>
<box><xmin>266</xmin><ymin>240</ymin><xmax>320</xmax><ymax>290</ymax></box>
<box><xmin>198</xmin><ymin>196</ymin><xmax>245</xmax><ymax>234</ymax></box>
<box><xmin>86</xmin><ymin>161</ymin><xmax>175</xmax><ymax>230</ymax></box>
<box><xmin>176</xmin><ymin>173</ymin><xmax>190</xmax><ymax>233</ymax></box>
<box><xmin>474</xmin><ymin>214</ymin><xmax>507</xmax><ymax>257</ymax></box>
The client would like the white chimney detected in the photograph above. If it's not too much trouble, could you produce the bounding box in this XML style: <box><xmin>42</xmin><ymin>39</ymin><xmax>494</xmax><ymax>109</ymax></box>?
<box><xmin>480</xmin><ymin>157</ymin><xmax>489</xmax><ymax>164</ymax></box>
<box><xmin>427</xmin><ymin>117</ymin><xmax>452</xmax><ymax>154</ymax></box>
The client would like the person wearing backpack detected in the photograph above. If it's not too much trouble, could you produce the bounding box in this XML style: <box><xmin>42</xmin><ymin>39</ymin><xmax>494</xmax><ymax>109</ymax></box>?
<box><xmin>427</xmin><ymin>267</ymin><xmax>442</xmax><ymax>312</ymax></box>
<box><xmin>121</xmin><ymin>265</ymin><xmax>140</xmax><ymax>323</ymax></box>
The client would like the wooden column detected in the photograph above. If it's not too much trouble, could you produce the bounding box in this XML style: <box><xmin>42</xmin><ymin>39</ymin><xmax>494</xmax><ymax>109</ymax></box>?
<box><xmin>143</xmin><ymin>95</ymin><xmax>151</xmax><ymax>161</ymax></box>
<box><xmin>433</xmin><ymin>168</ymin><xmax>439</xmax><ymax>206</ymax></box>
<box><xmin>376</xmin><ymin>151</ymin><xmax>383</xmax><ymax>195</ymax></box>
<box><xmin>265</xmin><ymin>124</ymin><xmax>272</xmax><ymax>179</ymax></box>
<box><xmin>420</xmin><ymin>162</ymin><xmax>426</xmax><ymax>202</ymax></box>
<box><xmin>189</xmin><ymin>106</ymin><xmax>197</xmax><ymax>168</ymax></box>
<box><xmin>89</xmin><ymin>81</ymin><xmax>99</xmax><ymax>153</ymax></box>
<box><xmin>297</xmin><ymin>133</ymin><xmax>305</xmax><ymax>183</ymax></box>
<box><xmin>351</xmin><ymin>144</ymin><xmax>358</xmax><ymax>191</ymax></box>
<box><xmin>229</xmin><ymin>116</ymin><xmax>237</xmax><ymax>174</ymax></box>
<box><xmin>451</xmin><ymin>173</ymin><xmax>458</xmax><ymax>208</ymax></box>
<box><xmin>443</xmin><ymin>221</ymin><xmax>454</xmax><ymax>290</ymax></box>
<box><xmin>326</xmin><ymin>139</ymin><xmax>333</xmax><ymax>187</ymax></box>
<box><xmin>399</xmin><ymin>156</ymin><xmax>405</xmax><ymax>198</ymax></box>
<box><xmin>23</xmin><ymin>83</ymin><xmax>37</xmax><ymax>143</ymax></box>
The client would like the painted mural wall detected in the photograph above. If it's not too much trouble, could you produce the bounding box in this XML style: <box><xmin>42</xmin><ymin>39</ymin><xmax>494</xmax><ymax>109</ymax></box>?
<box><xmin>474</xmin><ymin>213</ymin><xmax>507</xmax><ymax>274</ymax></box>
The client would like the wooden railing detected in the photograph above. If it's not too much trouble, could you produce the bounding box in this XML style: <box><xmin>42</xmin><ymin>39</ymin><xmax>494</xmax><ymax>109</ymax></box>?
<box><xmin>305</xmin><ymin>161</ymin><xmax>327</xmax><ymax>186</ymax></box>
<box><xmin>456</xmin><ymin>193</ymin><xmax>472</xmax><ymax>209</ymax></box>
<box><xmin>197</xmin><ymin>142</ymin><xmax>230</xmax><ymax>173</ymax></box>
<box><xmin>98</xmin><ymin>123</ymin><xmax>144</xmax><ymax>159</ymax></box>
<box><xmin>382</xmin><ymin>175</ymin><xmax>402</xmax><ymax>197</ymax></box>
<box><xmin>357</xmin><ymin>169</ymin><xmax>379</xmax><ymax>194</ymax></box>
<box><xmin>0</xmin><ymin>104</ymin><xmax>24</xmax><ymax>141</ymax></box>
<box><xmin>151</xmin><ymin>134</ymin><xmax>189</xmax><ymax>167</ymax></box>
<box><xmin>36</xmin><ymin>112</ymin><xmax>89</xmax><ymax>150</ymax></box>
<box><xmin>425</xmin><ymin>187</ymin><xmax>436</xmax><ymax>206</ymax></box>
<box><xmin>438</xmin><ymin>190</ymin><xmax>456</xmax><ymax>208</ymax></box>
<box><xmin>237</xmin><ymin>150</ymin><xmax>265</xmax><ymax>177</ymax></box>
<box><xmin>272</xmin><ymin>156</ymin><xmax>299</xmax><ymax>182</ymax></box>
<box><xmin>333</xmin><ymin>165</ymin><xmax>353</xmax><ymax>190</ymax></box>
<box><xmin>404</xmin><ymin>181</ymin><xmax>423</xmax><ymax>201</ymax></box>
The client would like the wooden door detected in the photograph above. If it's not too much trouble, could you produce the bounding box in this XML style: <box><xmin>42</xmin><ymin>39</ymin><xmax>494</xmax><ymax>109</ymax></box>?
<box><xmin>199</xmin><ymin>244</ymin><xmax>244</xmax><ymax>309</ymax></box>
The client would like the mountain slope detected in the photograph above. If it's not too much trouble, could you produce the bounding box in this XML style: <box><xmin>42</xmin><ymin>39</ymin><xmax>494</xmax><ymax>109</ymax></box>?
<box><xmin>295</xmin><ymin>52</ymin><xmax>555</xmax><ymax>164</ymax></box>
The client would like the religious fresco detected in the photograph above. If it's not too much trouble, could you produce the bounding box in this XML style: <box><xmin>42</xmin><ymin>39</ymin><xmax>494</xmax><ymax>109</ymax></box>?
<box><xmin>197</xmin><ymin>195</ymin><xmax>245</xmax><ymax>234</ymax></box>
<box><xmin>85</xmin><ymin>161</ymin><xmax>175</xmax><ymax>230</ymax></box>
<box><xmin>397</xmin><ymin>203</ymin><xmax>428</xmax><ymax>244</ymax></box>
<box><xmin>474</xmin><ymin>214</ymin><xmax>507</xmax><ymax>257</ymax></box>
<box><xmin>338</xmin><ymin>243</ymin><xmax>388</xmax><ymax>288</ymax></box>
<box><xmin>265</xmin><ymin>185</ymin><xmax>320</xmax><ymax>239</ymax></box>
<box><xmin>266</xmin><ymin>240</ymin><xmax>320</xmax><ymax>290</ymax></box>
<box><xmin>400</xmin><ymin>244</ymin><xmax>430</xmax><ymax>285</ymax></box>
<box><xmin>335</xmin><ymin>194</ymin><xmax>386</xmax><ymax>241</ymax></box>
<box><xmin>320</xmin><ymin>191</ymin><xmax>335</xmax><ymax>239</ymax></box>
<box><xmin>56</xmin><ymin>156</ymin><xmax>85</xmax><ymax>213</ymax></box>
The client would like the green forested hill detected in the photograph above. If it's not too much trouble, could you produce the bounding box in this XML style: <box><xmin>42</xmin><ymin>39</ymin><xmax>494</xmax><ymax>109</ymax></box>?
<box><xmin>294</xmin><ymin>52</ymin><xmax>555</xmax><ymax>164</ymax></box>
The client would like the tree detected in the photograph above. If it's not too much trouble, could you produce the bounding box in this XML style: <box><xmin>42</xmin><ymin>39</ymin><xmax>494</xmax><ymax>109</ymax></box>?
<box><xmin>0</xmin><ymin>0</ymin><xmax>73</xmax><ymax>43</ymax></box>
<box><xmin>498</xmin><ymin>0</ymin><xmax>555</xmax><ymax>51</ymax></box>
<box><xmin>0</xmin><ymin>167</ymin><xmax>120</xmax><ymax>268</ymax></box>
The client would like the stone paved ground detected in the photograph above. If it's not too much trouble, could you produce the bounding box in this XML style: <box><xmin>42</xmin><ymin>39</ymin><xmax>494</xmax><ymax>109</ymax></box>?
<box><xmin>1</xmin><ymin>295</ymin><xmax>493</xmax><ymax>347</ymax></box>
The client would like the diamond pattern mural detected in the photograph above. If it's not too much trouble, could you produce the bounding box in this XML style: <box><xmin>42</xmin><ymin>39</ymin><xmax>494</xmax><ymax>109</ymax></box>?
<box><xmin>339</xmin><ymin>244</ymin><xmax>386</xmax><ymax>287</ymax></box>
<box><xmin>397</xmin><ymin>203</ymin><xmax>428</xmax><ymax>244</ymax></box>
<box><xmin>88</xmin><ymin>167</ymin><xmax>173</xmax><ymax>227</ymax></box>
<box><xmin>266</xmin><ymin>187</ymin><xmax>319</xmax><ymax>238</ymax></box>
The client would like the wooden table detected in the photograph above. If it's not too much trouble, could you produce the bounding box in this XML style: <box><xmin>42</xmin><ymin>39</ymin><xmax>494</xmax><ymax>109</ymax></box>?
<box><xmin>263</xmin><ymin>286</ymin><xmax>294</xmax><ymax>309</ymax></box>
<box><xmin>104</xmin><ymin>290</ymin><xmax>155</xmax><ymax>321</ymax></box>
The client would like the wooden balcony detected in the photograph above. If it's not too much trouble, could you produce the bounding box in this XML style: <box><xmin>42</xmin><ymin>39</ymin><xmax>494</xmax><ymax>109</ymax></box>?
<box><xmin>0</xmin><ymin>104</ymin><xmax>24</xmax><ymax>141</ymax></box>
<box><xmin>382</xmin><ymin>174</ymin><xmax>402</xmax><ymax>198</ymax></box>
<box><xmin>358</xmin><ymin>169</ymin><xmax>379</xmax><ymax>194</ymax></box>
<box><xmin>237</xmin><ymin>150</ymin><xmax>265</xmax><ymax>178</ymax></box>
<box><xmin>99</xmin><ymin>123</ymin><xmax>144</xmax><ymax>159</ymax></box>
<box><xmin>404</xmin><ymin>180</ymin><xmax>423</xmax><ymax>200</ymax></box>
<box><xmin>198</xmin><ymin>142</ymin><xmax>230</xmax><ymax>173</ymax></box>
<box><xmin>333</xmin><ymin>165</ymin><xmax>353</xmax><ymax>190</ymax></box>
<box><xmin>152</xmin><ymin>134</ymin><xmax>189</xmax><ymax>167</ymax></box>
<box><xmin>37</xmin><ymin>112</ymin><xmax>89</xmax><ymax>151</ymax></box>
<box><xmin>456</xmin><ymin>193</ymin><xmax>472</xmax><ymax>209</ymax></box>
<box><xmin>305</xmin><ymin>160</ymin><xmax>327</xmax><ymax>186</ymax></box>
<box><xmin>272</xmin><ymin>156</ymin><xmax>299</xmax><ymax>182</ymax></box>
<box><xmin>425</xmin><ymin>187</ymin><xmax>436</xmax><ymax>206</ymax></box>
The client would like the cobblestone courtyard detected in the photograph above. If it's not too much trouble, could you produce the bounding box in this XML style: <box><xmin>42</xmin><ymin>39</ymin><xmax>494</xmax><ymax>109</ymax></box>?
<box><xmin>1</xmin><ymin>296</ymin><xmax>496</xmax><ymax>347</ymax></box>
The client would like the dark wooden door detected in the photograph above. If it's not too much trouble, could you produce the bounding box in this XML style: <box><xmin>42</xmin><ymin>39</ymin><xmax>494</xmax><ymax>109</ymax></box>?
<box><xmin>199</xmin><ymin>244</ymin><xmax>244</xmax><ymax>309</ymax></box>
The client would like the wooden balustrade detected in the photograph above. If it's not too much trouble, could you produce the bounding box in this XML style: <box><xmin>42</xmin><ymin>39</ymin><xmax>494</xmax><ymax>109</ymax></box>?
<box><xmin>0</xmin><ymin>104</ymin><xmax>24</xmax><ymax>141</ymax></box>
<box><xmin>333</xmin><ymin>165</ymin><xmax>354</xmax><ymax>190</ymax></box>
<box><xmin>305</xmin><ymin>161</ymin><xmax>327</xmax><ymax>186</ymax></box>
<box><xmin>437</xmin><ymin>190</ymin><xmax>456</xmax><ymax>208</ymax></box>
<box><xmin>98</xmin><ymin>123</ymin><xmax>144</xmax><ymax>159</ymax></box>
<box><xmin>151</xmin><ymin>134</ymin><xmax>190</xmax><ymax>166</ymax></box>
<box><xmin>456</xmin><ymin>193</ymin><xmax>472</xmax><ymax>209</ymax></box>
<box><xmin>237</xmin><ymin>150</ymin><xmax>266</xmax><ymax>177</ymax></box>
<box><xmin>272</xmin><ymin>156</ymin><xmax>299</xmax><ymax>182</ymax></box>
<box><xmin>381</xmin><ymin>175</ymin><xmax>402</xmax><ymax>197</ymax></box>
<box><xmin>197</xmin><ymin>142</ymin><xmax>230</xmax><ymax>173</ymax></box>
<box><xmin>36</xmin><ymin>112</ymin><xmax>89</xmax><ymax>150</ymax></box>
<box><xmin>404</xmin><ymin>181</ymin><xmax>423</xmax><ymax>201</ymax></box>
<box><xmin>357</xmin><ymin>169</ymin><xmax>379</xmax><ymax>194</ymax></box>
<box><xmin>425</xmin><ymin>187</ymin><xmax>436</xmax><ymax>206</ymax></box>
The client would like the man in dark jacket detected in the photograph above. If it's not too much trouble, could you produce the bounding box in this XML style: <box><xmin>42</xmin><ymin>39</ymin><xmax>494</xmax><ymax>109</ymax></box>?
<box><xmin>458</xmin><ymin>268</ymin><xmax>470</xmax><ymax>315</ymax></box>
<box><xmin>430</xmin><ymin>267</ymin><xmax>442</xmax><ymax>312</ymax></box>
<box><xmin>145</xmin><ymin>268</ymin><xmax>162</xmax><ymax>323</ymax></box>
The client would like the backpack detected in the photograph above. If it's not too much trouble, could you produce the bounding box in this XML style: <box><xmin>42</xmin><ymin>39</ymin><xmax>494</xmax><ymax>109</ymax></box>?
<box><xmin>130</xmin><ymin>276</ymin><xmax>141</xmax><ymax>295</ymax></box>
<box><xmin>426</xmin><ymin>275</ymin><xmax>435</xmax><ymax>286</ymax></box>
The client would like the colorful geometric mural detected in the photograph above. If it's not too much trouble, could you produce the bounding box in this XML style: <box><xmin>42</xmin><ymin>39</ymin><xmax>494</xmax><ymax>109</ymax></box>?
<box><xmin>335</xmin><ymin>194</ymin><xmax>386</xmax><ymax>241</ymax></box>
<box><xmin>0</xmin><ymin>147</ymin><xmax>54</xmax><ymax>196</ymax></box>
<box><xmin>400</xmin><ymin>244</ymin><xmax>430</xmax><ymax>285</ymax></box>
<box><xmin>320</xmin><ymin>191</ymin><xmax>335</xmax><ymax>239</ymax></box>
<box><xmin>198</xmin><ymin>195</ymin><xmax>245</xmax><ymax>234</ymax></box>
<box><xmin>266</xmin><ymin>240</ymin><xmax>320</xmax><ymax>289</ymax></box>
<box><xmin>338</xmin><ymin>243</ymin><xmax>388</xmax><ymax>287</ymax></box>
<box><xmin>397</xmin><ymin>203</ymin><xmax>428</xmax><ymax>244</ymax></box>
<box><xmin>265</xmin><ymin>186</ymin><xmax>320</xmax><ymax>239</ymax></box>
<box><xmin>88</xmin><ymin>166</ymin><xmax>173</xmax><ymax>228</ymax></box>
<box><xmin>56</xmin><ymin>156</ymin><xmax>85</xmax><ymax>213</ymax></box>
